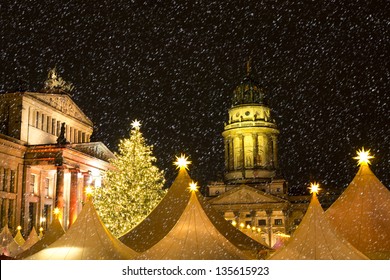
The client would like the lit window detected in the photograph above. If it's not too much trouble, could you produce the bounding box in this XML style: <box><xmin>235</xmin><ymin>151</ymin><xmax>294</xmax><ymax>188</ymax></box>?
<box><xmin>274</xmin><ymin>219</ymin><xmax>283</xmax><ymax>226</ymax></box>
<box><xmin>30</xmin><ymin>174</ymin><xmax>38</xmax><ymax>195</ymax></box>
<box><xmin>44</xmin><ymin>178</ymin><xmax>50</xmax><ymax>197</ymax></box>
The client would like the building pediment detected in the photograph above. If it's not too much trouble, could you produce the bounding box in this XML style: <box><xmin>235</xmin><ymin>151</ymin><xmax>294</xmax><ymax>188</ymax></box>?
<box><xmin>26</xmin><ymin>92</ymin><xmax>93</xmax><ymax>126</ymax></box>
<box><xmin>209</xmin><ymin>184</ymin><xmax>288</xmax><ymax>206</ymax></box>
<box><xmin>71</xmin><ymin>142</ymin><xmax>115</xmax><ymax>162</ymax></box>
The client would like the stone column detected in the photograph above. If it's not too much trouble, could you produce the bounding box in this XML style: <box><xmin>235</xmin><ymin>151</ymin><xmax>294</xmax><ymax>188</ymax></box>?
<box><xmin>268</xmin><ymin>135</ymin><xmax>273</xmax><ymax>168</ymax></box>
<box><xmin>224</xmin><ymin>138</ymin><xmax>229</xmax><ymax>170</ymax></box>
<box><xmin>240</xmin><ymin>135</ymin><xmax>245</xmax><ymax>177</ymax></box>
<box><xmin>68</xmin><ymin>169</ymin><xmax>79</xmax><ymax>227</ymax></box>
<box><xmin>272</xmin><ymin>135</ymin><xmax>278</xmax><ymax>168</ymax></box>
<box><xmin>252</xmin><ymin>133</ymin><xmax>258</xmax><ymax>167</ymax></box>
<box><xmin>266</xmin><ymin>209</ymin><xmax>273</xmax><ymax>247</ymax></box>
<box><xmin>229</xmin><ymin>139</ymin><xmax>234</xmax><ymax>171</ymax></box>
<box><xmin>250</xmin><ymin>210</ymin><xmax>257</xmax><ymax>226</ymax></box>
<box><xmin>55</xmin><ymin>166</ymin><xmax>65</xmax><ymax>223</ymax></box>
<box><xmin>282</xmin><ymin>209</ymin><xmax>289</xmax><ymax>234</ymax></box>
<box><xmin>22</xmin><ymin>165</ymin><xmax>31</xmax><ymax>235</ymax></box>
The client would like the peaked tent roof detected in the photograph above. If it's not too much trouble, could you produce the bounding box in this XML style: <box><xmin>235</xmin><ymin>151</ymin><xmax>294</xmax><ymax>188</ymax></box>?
<box><xmin>25</xmin><ymin>200</ymin><xmax>137</xmax><ymax>260</ymax></box>
<box><xmin>14</xmin><ymin>229</ymin><xmax>25</xmax><ymax>246</ymax></box>
<box><xmin>268</xmin><ymin>193</ymin><xmax>368</xmax><ymax>260</ymax></box>
<box><xmin>120</xmin><ymin>168</ymin><xmax>268</xmax><ymax>256</ymax></box>
<box><xmin>0</xmin><ymin>226</ymin><xmax>23</xmax><ymax>257</ymax></box>
<box><xmin>17</xmin><ymin>222</ymin><xmax>62</xmax><ymax>259</ymax></box>
<box><xmin>325</xmin><ymin>163</ymin><xmax>390</xmax><ymax>259</ymax></box>
<box><xmin>138</xmin><ymin>191</ymin><xmax>251</xmax><ymax>260</ymax></box>
<box><xmin>198</xmin><ymin>192</ymin><xmax>269</xmax><ymax>257</ymax></box>
<box><xmin>119</xmin><ymin>168</ymin><xmax>201</xmax><ymax>252</ymax></box>
<box><xmin>20</xmin><ymin>227</ymin><xmax>39</xmax><ymax>251</ymax></box>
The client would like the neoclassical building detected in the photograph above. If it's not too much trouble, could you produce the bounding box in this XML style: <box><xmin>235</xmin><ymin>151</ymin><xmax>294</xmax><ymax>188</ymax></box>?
<box><xmin>207</xmin><ymin>65</ymin><xmax>309</xmax><ymax>247</ymax></box>
<box><xmin>0</xmin><ymin>70</ymin><xmax>113</xmax><ymax>236</ymax></box>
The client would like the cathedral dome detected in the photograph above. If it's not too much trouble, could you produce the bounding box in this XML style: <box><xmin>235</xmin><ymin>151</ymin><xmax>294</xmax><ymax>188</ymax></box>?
<box><xmin>232</xmin><ymin>75</ymin><xmax>266</xmax><ymax>106</ymax></box>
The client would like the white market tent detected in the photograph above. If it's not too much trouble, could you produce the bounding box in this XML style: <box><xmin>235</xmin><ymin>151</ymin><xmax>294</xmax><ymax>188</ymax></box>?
<box><xmin>268</xmin><ymin>191</ymin><xmax>368</xmax><ymax>260</ymax></box>
<box><xmin>0</xmin><ymin>225</ymin><xmax>23</xmax><ymax>257</ymax></box>
<box><xmin>325</xmin><ymin>163</ymin><xmax>390</xmax><ymax>259</ymax></box>
<box><xmin>120</xmin><ymin>167</ymin><xmax>268</xmax><ymax>257</ymax></box>
<box><xmin>138</xmin><ymin>190</ymin><xmax>251</xmax><ymax>260</ymax></box>
<box><xmin>14</xmin><ymin>228</ymin><xmax>25</xmax><ymax>246</ymax></box>
<box><xmin>17</xmin><ymin>222</ymin><xmax>63</xmax><ymax>259</ymax></box>
<box><xmin>20</xmin><ymin>227</ymin><xmax>40</xmax><ymax>251</ymax></box>
<box><xmin>25</xmin><ymin>199</ymin><xmax>138</xmax><ymax>260</ymax></box>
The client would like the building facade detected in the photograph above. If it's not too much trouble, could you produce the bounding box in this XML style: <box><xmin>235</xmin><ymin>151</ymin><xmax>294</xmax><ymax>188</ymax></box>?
<box><xmin>208</xmin><ymin>65</ymin><xmax>308</xmax><ymax>247</ymax></box>
<box><xmin>0</xmin><ymin>70</ymin><xmax>113</xmax><ymax>236</ymax></box>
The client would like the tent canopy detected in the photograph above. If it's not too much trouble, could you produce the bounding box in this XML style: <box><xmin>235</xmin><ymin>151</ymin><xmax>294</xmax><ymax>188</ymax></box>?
<box><xmin>14</xmin><ymin>229</ymin><xmax>25</xmax><ymax>246</ymax></box>
<box><xmin>120</xmin><ymin>168</ymin><xmax>268</xmax><ymax>257</ymax></box>
<box><xmin>138</xmin><ymin>191</ymin><xmax>251</xmax><ymax>260</ymax></box>
<box><xmin>25</xmin><ymin>200</ymin><xmax>137</xmax><ymax>260</ymax></box>
<box><xmin>269</xmin><ymin>193</ymin><xmax>368</xmax><ymax>260</ymax></box>
<box><xmin>325</xmin><ymin>163</ymin><xmax>390</xmax><ymax>259</ymax></box>
<box><xmin>0</xmin><ymin>225</ymin><xmax>23</xmax><ymax>257</ymax></box>
<box><xmin>17</xmin><ymin>220</ymin><xmax>64</xmax><ymax>259</ymax></box>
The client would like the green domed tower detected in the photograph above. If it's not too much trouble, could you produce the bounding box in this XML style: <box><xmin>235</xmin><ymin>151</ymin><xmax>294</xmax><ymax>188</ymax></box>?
<box><xmin>222</xmin><ymin>63</ymin><xmax>279</xmax><ymax>184</ymax></box>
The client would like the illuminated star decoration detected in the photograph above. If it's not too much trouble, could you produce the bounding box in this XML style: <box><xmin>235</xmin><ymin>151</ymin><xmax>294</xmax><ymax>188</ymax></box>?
<box><xmin>189</xmin><ymin>181</ymin><xmax>199</xmax><ymax>192</ymax></box>
<box><xmin>353</xmin><ymin>147</ymin><xmax>374</xmax><ymax>166</ymax></box>
<box><xmin>85</xmin><ymin>186</ymin><xmax>94</xmax><ymax>197</ymax></box>
<box><xmin>309</xmin><ymin>182</ymin><xmax>321</xmax><ymax>194</ymax></box>
<box><xmin>53</xmin><ymin>207</ymin><xmax>60</xmax><ymax>217</ymax></box>
<box><xmin>174</xmin><ymin>154</ymin><xmax>191</xmax><ymax>170</ymax></box>
<box><xmin>131</xmin><ymin>119</ymin><xmax>141</xmax><ymax>130</ymax></box>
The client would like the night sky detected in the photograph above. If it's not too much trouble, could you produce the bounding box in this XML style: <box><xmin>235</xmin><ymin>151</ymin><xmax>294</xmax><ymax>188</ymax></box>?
<box><xmin>1</xmin><ymin>1</ymin><xmax>389</xmax><ymax>194</ymax></box>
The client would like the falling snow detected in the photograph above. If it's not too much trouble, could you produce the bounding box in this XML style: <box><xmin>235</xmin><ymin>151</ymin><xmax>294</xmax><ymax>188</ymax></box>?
<box><xmin>1</xmin><ymin>0</ymin><xmax>389</xmax><ymax>194</ymax></box>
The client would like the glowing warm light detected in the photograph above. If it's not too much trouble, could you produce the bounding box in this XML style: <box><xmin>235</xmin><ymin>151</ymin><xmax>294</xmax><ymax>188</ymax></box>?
<box><xmin>174</xmin><ymin>154</ymin><xmax>191</xmax><ymax>170</ymax></box>
<box><xmin>275</xmin><ymin>232</ymin><xmax>291</xmax><ymax>238</ymax></box>
<box><xmin>257</xmin><ymin>228</ymin><xmax>261</xmax><ymax>233</ymax></box>
<box><xmin>85</xmin><ymin>186</ymin><xmax>93</xmax><ymax>197</ymax></box>
<box><xmin>246</xmin><ymin>224</ymin><xmax>251</xmax><ymax>229</ymax></box>
<box><xmin>231</xmin><ymin>220</ymin><xmax>237</xmax><ymax>227</ymax></box>
<box><xmin>40</xmin><ymin>217</ymin><xmax>46</xmax><ymax>223</ymax></box>
<box><xmin>251</xmin><ymin>226</ymin><xmax>256</xmax><ymax>231</ymax></box>
<box><xmin>53</xmin><ymin>208</ymin><xmax>60</xmax><ymax>216</ymax></box>
<box><xmin>17</xmin><ymin>225</ymin><xmax>22</xmax><ymax>231</ymax></box>
<box><xmin>354</xmin><ymin>147</ymin><xmax>374</xmax><ymax>166</ymax></box>
<box><xmin>239</xmin><ymin>222</ymin><xmax>245</xmax><ymax>229</ymax></box>
<box><xmin>131</xmin><ymin>119</ymin><xmax>141</xmax><ymax>130</ymax></box>
<box><xmin>309</xmin><ymin>182</ymin><xmax>321</xmax><ymax>194</ymax></box>
<box><xmin>39</xmin><ymin>227</ymin><xmax>44</xmax><ymax>232</ymax></box>
<box><xmin>189</xmin><ymin>181</ymin><xmax>198</xmax><ymax>191</ymax></box>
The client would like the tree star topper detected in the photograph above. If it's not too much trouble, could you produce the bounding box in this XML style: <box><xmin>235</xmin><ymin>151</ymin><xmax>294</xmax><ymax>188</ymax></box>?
<box><xmin>309</xmin><ymin>182</ymin><xmax>321</xmax><ymax>194</ymax></box>
<box><xmin>353</xmin><ymin>147</ymin><xmax>374</xmax><ymax>166</ymax></box>
<box><xmin>174</xmin><ymin>154</ymin><xmax>191</xmax><ymax>170</ymax></box>
<box><xmin>131</xmin><ymin>119</ymin><xmax>141</xmax><ymax>130</ymax></box>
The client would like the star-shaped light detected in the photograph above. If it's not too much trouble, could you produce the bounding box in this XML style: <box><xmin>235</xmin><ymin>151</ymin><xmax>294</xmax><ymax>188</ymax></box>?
<box><xmin>189</xmin><ymin>181</ymin><xmax>199</xmax><ymax>192</ymax></box>
<box><xmin>131</xmin><ymin>119</ymin><xmax>141</xmax><ymax>130</ymax></box>
<box><xmin>53</xmin><ymin>207</ymin><xmax>60</xmax><ymax>216</ymax></box>
<box><xmin>353</xmin><ymin>147</ymin><xmax>374</xmax><ymax>166</ymax></box>
<box><xmin>174</xmin><ymin>154</ymin><xmax>191</xmax><ymax>170</ymax></box>
<box><xmin>309</xmin><ymin>182</ymin><xmax>321</xmax><ymax>194</ymax></box>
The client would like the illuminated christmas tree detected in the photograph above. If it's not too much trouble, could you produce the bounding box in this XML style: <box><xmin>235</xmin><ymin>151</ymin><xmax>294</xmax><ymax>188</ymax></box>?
<box><xmin>94</xmin><ymin>120</ymin><xmax>166</xmax><ymax>237</ymax></box>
